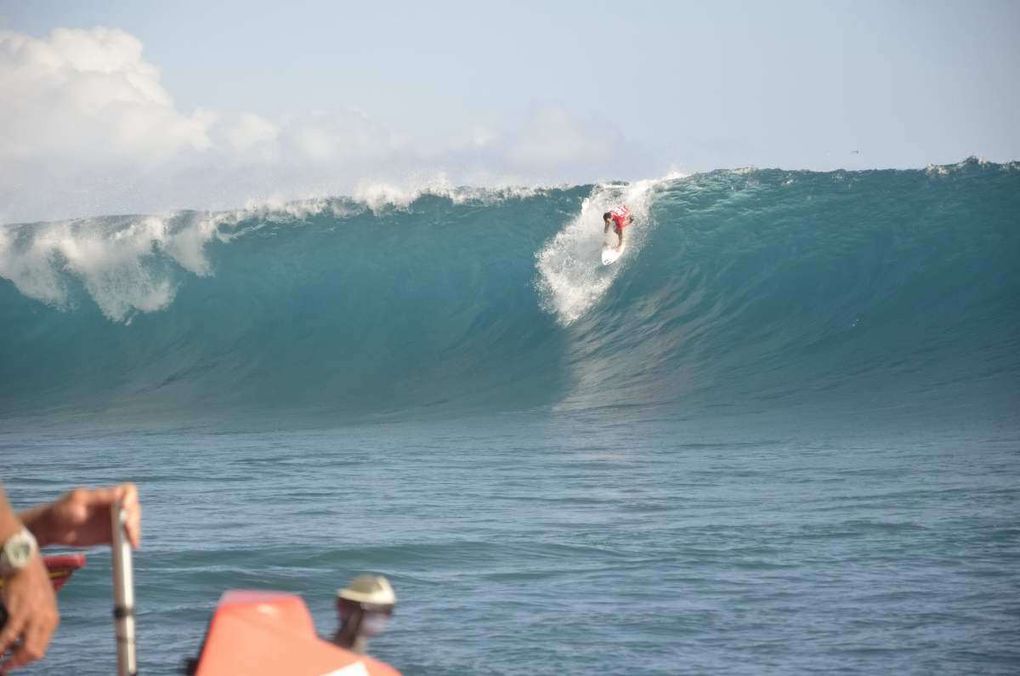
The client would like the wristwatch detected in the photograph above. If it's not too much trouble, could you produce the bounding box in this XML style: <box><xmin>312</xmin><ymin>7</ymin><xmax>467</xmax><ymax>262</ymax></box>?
<box><xmin>0</xmin><ymin>527</ymin><xmax>39</xmax><ymax>577</ymax></box>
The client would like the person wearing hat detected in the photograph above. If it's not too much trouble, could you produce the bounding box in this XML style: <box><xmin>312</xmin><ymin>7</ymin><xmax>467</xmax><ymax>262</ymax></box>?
<box><xmin>333</xmin><ymin>575</ymin><xmax>396</xmax><ymax>654</ymax></box>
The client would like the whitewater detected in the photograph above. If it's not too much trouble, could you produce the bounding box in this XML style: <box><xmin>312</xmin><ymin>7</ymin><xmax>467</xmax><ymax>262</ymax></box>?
<box><xmin>2</xmin><ymin>160</ymin><xmax>1019</xmax><ymax>674</ymax></box>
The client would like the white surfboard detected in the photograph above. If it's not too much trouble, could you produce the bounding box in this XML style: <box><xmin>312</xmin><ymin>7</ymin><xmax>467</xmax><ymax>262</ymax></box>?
<box><xmin>601</xmin><ymin>231</ymin><xmax>625</xmax><ymax>265</ymax></box>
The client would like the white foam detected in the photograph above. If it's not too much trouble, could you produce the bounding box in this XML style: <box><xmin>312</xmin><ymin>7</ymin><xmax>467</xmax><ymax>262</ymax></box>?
<box><xmin>0</xmin><ymin>175</ymin><xmax>682</xmax><ymax>324</ymax></box>
<box><xmin>0</xmin><ymin>213</ymin><xmax>223</xmax><ymax>322</ymax></box>
<box><xmin>924</xmin><ymin>156</ymin><xmax>1001</xmax><ymax>178</ymax></box>
<box><xmin>353</xmin><ymin>175</ymin><xmax>548</xmax><ymax>212</ymax></box>
<box><xmin>220</xmin><ymin>197</ymin><xmax>359</xmax><ymax>233</ymax></box>
<box><xmin>0</xmin><ymin>226</ymin><xmax>66</xmax><ymax>306</ymax></box>
<box><xmin>353</xmin><ymin>179</ymin><xmax>446</xmax><ymax>211</ymax></box>
<box><xmin>535</xmin><ymin>172</ymin><xmax>684</xmax><ymax>325</ymax></box>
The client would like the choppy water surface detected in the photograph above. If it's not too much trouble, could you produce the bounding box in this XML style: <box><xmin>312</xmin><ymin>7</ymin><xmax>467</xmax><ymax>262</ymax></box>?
<box><xmin>4</xmin><ymin>414</ymin><xmax>1018</xmax><ymax>674</ymax></box>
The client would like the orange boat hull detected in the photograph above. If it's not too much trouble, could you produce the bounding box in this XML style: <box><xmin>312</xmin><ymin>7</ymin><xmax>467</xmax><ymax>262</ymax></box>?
<box><xmin>193</xmin><ymin>591</ymin><xmax>400</xmax><ymax>676</ymax></box>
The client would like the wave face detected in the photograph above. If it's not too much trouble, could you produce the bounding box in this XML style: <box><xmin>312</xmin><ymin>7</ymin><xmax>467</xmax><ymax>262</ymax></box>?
<box><xmin>2</xmin><ymin>161</ymin><xmax>1018</xmax><ymax>428</ymax></box>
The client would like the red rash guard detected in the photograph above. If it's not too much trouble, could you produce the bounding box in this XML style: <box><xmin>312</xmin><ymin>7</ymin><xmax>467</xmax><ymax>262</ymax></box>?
<box><xmin>610</xmin><ymin>206</ymin><xmax>631</xmax><ymax>231</ymax></box>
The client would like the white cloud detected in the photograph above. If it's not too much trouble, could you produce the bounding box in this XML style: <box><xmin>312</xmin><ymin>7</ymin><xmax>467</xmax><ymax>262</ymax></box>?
<box><xmin>0</xmin><ymin>27</ymin><xmax>631</xmax><ymax>224</ymax></box>
<box><xmin>0</xmin><ymin>27</ymin><xmax>209</xmax><ymax>163</ymax></box>
<box><xmin>221</xmin><ymin>112</ymin><xmax>279</xmax><ymax>154</ymax></box>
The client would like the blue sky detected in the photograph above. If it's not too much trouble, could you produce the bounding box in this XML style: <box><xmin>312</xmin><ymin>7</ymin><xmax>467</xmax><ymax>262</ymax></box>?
<box><xmin>1</xmin><ymin>0</ymin><xmax>1017</xmax><ymax>220</ymax></box>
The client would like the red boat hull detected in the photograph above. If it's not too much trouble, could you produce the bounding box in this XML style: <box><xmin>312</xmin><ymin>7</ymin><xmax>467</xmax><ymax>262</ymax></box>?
<box><xmin>0</xmin><ymin>553</ymin><xmax>86</xmax><ymax>593</ymax></box>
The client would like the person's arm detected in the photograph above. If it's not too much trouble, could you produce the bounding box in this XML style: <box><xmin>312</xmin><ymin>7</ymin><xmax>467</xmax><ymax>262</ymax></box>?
<box><xmin>18</xmin><ymin>484</ymin><xmax>141</xmax><ymax>550</ymax></box>
<box><xmin>0</xmin><ymin>485</ymin><xmax>59</xmax><ymax>671</ymax></box>
<box><xmin>0</xmin><ymin>488</ymin><xmax>24</xmax><ymax>549</ymax></box>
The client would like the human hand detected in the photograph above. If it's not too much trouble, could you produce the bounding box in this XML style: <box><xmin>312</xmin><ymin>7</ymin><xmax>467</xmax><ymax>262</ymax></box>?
<box><xmin>25</xmin><ymin>484</ymin><xmax>140</xmax><ymax>550</ymax></box>
<box><xmin>0</xmin><ymin>556</ymin><xmax>59</xmax><ymax>671</ymax></box>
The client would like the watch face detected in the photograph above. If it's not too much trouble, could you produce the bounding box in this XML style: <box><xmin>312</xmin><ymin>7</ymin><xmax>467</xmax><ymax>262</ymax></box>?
<box><xmin>2</xmin><ymin>530</ymin><xmax>37</xmax><ymax>573</ymax></box>
<box><xmin>10</xmin><ymin>541</ymin><xmax>32</xmax><ymax>566</ymax></box>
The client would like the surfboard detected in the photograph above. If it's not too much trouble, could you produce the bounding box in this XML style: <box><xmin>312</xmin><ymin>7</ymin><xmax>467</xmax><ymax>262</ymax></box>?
<box><xmin>601</xmin><ymin>231</ymin><xmax>625</xmax><ymax>265</ymax></box>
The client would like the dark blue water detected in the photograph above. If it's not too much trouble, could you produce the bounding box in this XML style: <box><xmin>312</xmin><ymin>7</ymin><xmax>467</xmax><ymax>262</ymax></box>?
<box><xmin>2</xmin><ymin>160</ymin><xmax>1019</xmax><ymax>673</ymax></box>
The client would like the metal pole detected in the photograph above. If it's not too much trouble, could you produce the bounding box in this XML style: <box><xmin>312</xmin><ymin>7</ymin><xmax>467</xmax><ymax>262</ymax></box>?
<box><xmin>111</xmin><ymin>499</ymin><xmax>137</xmax><ymax>676</ymax></box>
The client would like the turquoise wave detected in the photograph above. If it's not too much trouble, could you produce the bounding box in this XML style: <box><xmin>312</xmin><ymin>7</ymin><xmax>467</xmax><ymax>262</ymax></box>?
<box><xmin>1</xmin><ymin>160</ymin><xmax>1018</xmax><ymax>427</ymax></box>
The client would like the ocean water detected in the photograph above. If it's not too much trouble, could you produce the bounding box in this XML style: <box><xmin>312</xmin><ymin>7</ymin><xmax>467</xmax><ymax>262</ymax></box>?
<box><xmin>2</xmin><ymin>160</ymin><xmax>1019</xmax><ymax>674</ymax></box>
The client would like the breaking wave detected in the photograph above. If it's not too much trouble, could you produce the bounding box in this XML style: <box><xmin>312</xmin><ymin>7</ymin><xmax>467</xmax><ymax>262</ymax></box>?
<box><xmin>1</xmin><ymin>160</ymin><xmax>1018</xmax><ymax>428</ymax></box>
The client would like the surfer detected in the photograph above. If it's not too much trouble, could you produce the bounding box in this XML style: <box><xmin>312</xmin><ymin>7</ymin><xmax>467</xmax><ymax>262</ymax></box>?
<box><xmin>603</xmin><ymin>205</ymin><xmax>632</xmax><ymax>250</ymax></box>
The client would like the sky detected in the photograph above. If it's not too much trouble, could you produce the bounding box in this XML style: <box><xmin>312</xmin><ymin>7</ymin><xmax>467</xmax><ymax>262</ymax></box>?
<box><xmin>0</xmin><ymin>0</ymin><xmax>1018</xmax><ymax>222</ymax></box>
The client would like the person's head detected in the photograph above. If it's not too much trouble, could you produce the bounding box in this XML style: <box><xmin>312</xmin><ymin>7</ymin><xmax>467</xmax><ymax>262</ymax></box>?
<box><xmin>333</xmin><ymin>575</ymin><xmax>396</xmax><ymax>653</ymax></box>
<box><xmin>603</xmin><ymin>212</ymin><xmax>612</xmax><ymax>223</ymax></box>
